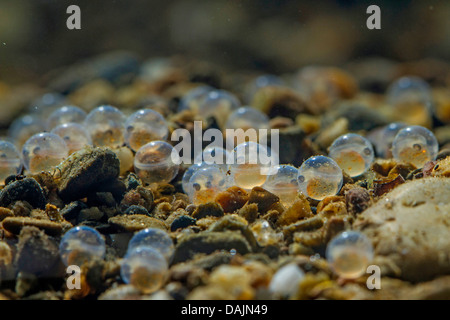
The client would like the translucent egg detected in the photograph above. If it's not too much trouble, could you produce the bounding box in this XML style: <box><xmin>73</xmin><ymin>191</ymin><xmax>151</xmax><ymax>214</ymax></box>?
<box><xmin>84</xmin><ymin>105</ymin><xmax>126</xmax><ymax>148</ymax></box>
<box><xmin>328</xmin><ymin>133</ymin><xmax>374</xmax><ymax>177</ymax></box>
<box><xmin>47</xmin><ymin>105</ymin><xmax>87</xmax><ymax>130</ymax></box>
<box><xmin>28</xmin><ymin>92</ymin><xmax>66</xmax><ymax>117</ymax></box>
<box><xmin>59</xmin><ymin>226</ymin><xmax>106</xmax><ymax>267</ymax></box>
<box><xmin>245</xmin><ymin>74</ymin><xmax>283</xmax><ymax>103</ymax></box>
<box><xmin>193</xmin><ymin>146</ymin><xmax>233</xmax><ymax>168</ymax></box>
<box><xmin>0</xmin><ymin>141</ymin><xmax>23</xmax><ymax>185</ymax></box>
<box><xmin>134</xmin><ymin>141</ymin><xmax>180</xmax><ymax>185</ymax></box>
<box><xmin>294</xmin><ymin>66</ymin><xmax>340</xmax><ymax>112</ymax></box>
<box><xmin>8</xmin><ymin>114</ymin><xmax>46</xmax><ymax>148</ymax></box>
<box><xmin>124</xmin><ymin>109</ymin><xmax>169</xmax><ymax>152</ymax></box>
<box><xmin>182</xmin><ymin>162</ymin><xmax>216</xmax><ymax>194</ymax></box>
<box><xmin>22</xmin><ymin>132</ymin><xmax>69</xmax><ymax>174</ymax></box>
<box><xmin>51</xmin><ymin>123</ymin><xmax>92</xmax><ymax>155</ymax></box>
<box><xmin>387</xmin><ymin>76</ymin><xmax>433</xmax><ymax>127</ymax></box>
<box><xmin>186</xmin><ymin>165</ymin><xmax>230</xmax><ymax>205</ymax></box>
<box><xmin>128</xmin><ymin>228</ymin><xmax>174</xmax><ymax>262</ymax></box>
<box><xmin>297</xmin><ymin>156</ymin><xmax>343</xmax><ymax>201</ymax></box>
<box><xmin>371</xmin><ymin>122</ymin><xmax>407</xmax><ymax>158</ymax></box>
<box><xmin>178</xmin><ymin>85</ymin><xmax>214</xmax><ymax>112</ymax></box>
<box><xmin>120</xmin><ymin>246</ymin><xmax>168</xmax><ymax>294</ymax></box>
<box><xmin>225</xmin><ymin>106</ymin><xmax>270</xmax><ymax>132</ymax></box>
<box><xmin>326</xmin><ymin>231</ymin><xmax>374</xmax><ymax>279</ymax></box>
<box><xmin>263</xmin><ymin>165</ymin><xmax>299</xmax><ymax>206</ymax></box>
<box><xmin>199</xmin><ymin>90</ymin><xmax>240</xmax><ymax>127</ymax></box>
<box><xmin>391</xmin><ymin>125</ymin><xmax>439</xmax><ymax>168</ymax></box>
<box><xmin>228</xmin><ymin>142</ymin><xmax>275</xmax><ymax>190</ymax></box>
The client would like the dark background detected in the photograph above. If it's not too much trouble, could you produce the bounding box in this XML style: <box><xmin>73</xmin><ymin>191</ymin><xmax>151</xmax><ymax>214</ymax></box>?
<box><xmin>0</xmin><ymin>0</ymin><xmax>449</xmax><ymax>84</ymax></box>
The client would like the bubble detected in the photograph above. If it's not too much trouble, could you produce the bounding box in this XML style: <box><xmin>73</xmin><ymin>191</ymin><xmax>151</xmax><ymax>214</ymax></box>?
<box><xmin>134</xmin><ymin>140</ymin><xmax>180</xmax><ymax>185</ymax></box>
<box><xmin>186</xmin><ymin>165</ymin><xmax>230</xmax><ymax>205</ymax></box>
<box><xmin>225</xmin><ymin>106</ymin><xmax>270</xmax><ymax>133</ymax></box>
<box><xmin>120</xmin><ymin>246</ymin><xmax>168</xmax><ymax>294</ymax></box>
<box><xmin>391</xmin><ymin>125</ymin><xmax>439</xmax><ymax>168</ymax></box>
<box><xmin>228</xmin><ymin>141</ymin><xmax>275</xmax><ymax>190</ymax></box>
<box><xmin>370</xmin><ymin>122</ymin><xmax>407</xmax><ymax>158</ymax></box>
<box><xmin>387</xmin><ymin>76</ymin><xmax>433</xmax><ymax>126</ymax></box>
<box><xmin>8</xmin><ymin>114</ymin><xmax>46</xmax><ymax>148</ymax></box>
<box><xmin>0</xmin><ymin>141</ymin><xmax>22</xmax><ymax>185</ymax></box>
<box><xmin>84</xmin><ymin>105</ymin><xmax>125</xmax><ymax>148</ymax></box>
<box><xmin>51</xmin><ymin>123</ymin><xmax>93</xmax><ymax>155</ymax></box>
<box><xmin>178</xmin><ymin>85</ymin><xmax>214</xmax><ymax>112</ymax></box>
<box><xmin>59</xmin><ymin>226</ymin><xmax>106</xmax><ymax>266</ymax></box>
<box><xmin>297</xmin><ymin>156</ymin><xmax>343</xmax><ymax>201</ymax></box>
<box><xmin>22</xmin><ymin>132</ymin><xmax>68</xmax><ymax>174</ymax></box>
<box><xmin>47</xmin><ymin>105</ymin><xmax>87</xmax><ymax>130</ymax></box>
<box><xmin>124</xmin><ymin>109</ymin><xmax>169</xmax><ymax>152</ymax></box>
<box><xmin>128</xmin><ymin>228</ymin><xmax>174</xmax><ymax>262</ymax></box>
<box><xmin>328</xmin><ymin>133</ymin><xmax>374</xmax><ymax>177</ymax></box>
<box><xmin>326</xmin><ymin>231</ymin><xmax>374</xmax><ymax>279</ymax></box>
<box><xmin>263</xmin><ymin>165</ymin><xmax>299</xmax><ymax>206</ymax></box>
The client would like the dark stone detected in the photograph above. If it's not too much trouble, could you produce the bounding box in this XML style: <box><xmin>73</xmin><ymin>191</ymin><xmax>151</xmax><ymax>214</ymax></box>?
<box><xmin>125</xmin><ymin>173</ymin><xmax>142</xmax><ymax>191</ymax></box>
<box><xmin>192</xmin><ymin>202</ymin><xmax>224</xmax><ymax>219</ymax></box>
<box><xmin>14</xmin><ymin>227</ymin><xmax>61</xmax><ymax>277</ymax></box>
<box><xmin>60</xmin><ymin>201</ymin><xmax>88</xmax><ymax>221</ymax></box>
<box><xmin>57</xmin><ymin>147</ymin><xmax>120</xmax><ymax>202</ymax></box>
<box><xmin>124</xmin><ymin>205</ymin><xmax>150</xmax><ymax>216</ymax></box>
<box><xmin>171</xmin><ymin>215</ymin><xmax>196</xmax><ymax>231</ymax></box>
<box><xmin>172</xmin><ymin>231</ymin><xmax>252</xmax><ymax>264</ymax></box>
<box><xmin>0</xmin><ymin>178</ymin><xmax>46</xmax><ymax>209</ymax></box>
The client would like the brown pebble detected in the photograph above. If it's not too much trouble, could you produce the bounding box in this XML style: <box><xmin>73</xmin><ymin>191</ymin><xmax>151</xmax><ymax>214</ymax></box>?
<box><xmin>237</xmin><ymin>203</ymin><xmax>259</xmax><ymax>223</ymax></box>
<box><xmin>192</xmin><ymin>202</ymin><xmax>224</xmax><ymax>220</ymax></box>
<box><xmin>2</xmin><ymin>217</ymin><xmax>63</xmax><ymax>236</ymax></box>
<box><xmin>432</xmin><ymin>157</ymin><xmax>450</xmax><ymax>178</ymax></box>
<box><xmin>215</xmin><ymin>186</ymin><xmax>249</xmax><ymax>213</ymax></box>
<box><xmin>373</xmin><ymin>174</ymin><xmax>405</xmax><ymax>197</ymax></box>
<box><xmin>282</xmin><ymin>216</ymin><xmax>324</xmax><ymax>241</ymax></box>
<box><xmin>14</xmin><ymin>226</ymin><xmax>61</xmax><ymax>277</ymax></box>
<box><xmin>108</xmin><ymin>214</ymin><xmax>167</xmax><ymax>232</ymax></box>
<box><xmin>345</xmin><ymin>188</ymin><xmax>371</xmax><ymax>215</ymax></box>
<box><xmin>0</xmin><ymin>207</ymin><xmax>14</xmax><ymax>222</ymax></box>
<box><xmin>57</xmin><ymin>147</ymin><xmax>121</xmax><ymax>202</ymax></box>
<box><xmin>371</xmin><ymin>159</ymin><xmax>398</xmax><ymax>177</ymax></box>
<box><xmin>277</xmin><ymin>193</ymin><xmax>313</xmax><ymax>227</ymax></box>
<box><xmin>251</xmin><ymin>85</ymin><xmax>314</xmax><ymax>119</ymax></box>
<box><xmin>247</xmin><ymin>187</ymin><xmax>280</xmax><ymax>213</ymax></box>
<box><xmin>120</xmin><ymin>186</ymin><xmax>154</xmax><ymax>212</ymax></box>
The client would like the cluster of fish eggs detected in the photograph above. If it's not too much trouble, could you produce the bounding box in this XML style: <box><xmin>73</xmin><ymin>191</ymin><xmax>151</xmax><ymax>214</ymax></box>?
<box><xmin>7</xmin><ymin>73</ymin><xmax>445</xmax><ymax>283</ymax></box>
<box><xmin>59</xmin><ymin>226</ymin><xmax>173</xmax><ymax>293</ymax></box>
